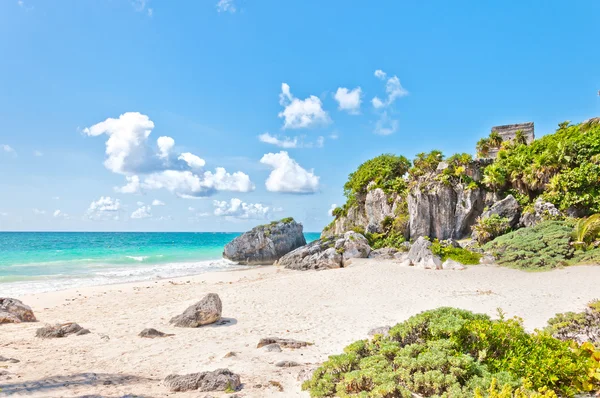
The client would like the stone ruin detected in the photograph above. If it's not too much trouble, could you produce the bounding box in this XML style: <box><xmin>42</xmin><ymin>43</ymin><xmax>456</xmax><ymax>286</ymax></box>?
<box><xmin>487</xmin><ymin>122</ymin><xmax>535</xmax><ymax>158</ymax></box>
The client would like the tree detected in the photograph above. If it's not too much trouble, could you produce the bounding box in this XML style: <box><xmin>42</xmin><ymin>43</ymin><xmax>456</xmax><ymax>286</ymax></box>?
<box><xmin>476</xmin><ymin>138</ymin><xmax>490</xmax><ymax>158</ymax></box>
<box><xmin>489</xmin><ymin>131</ymin><xmax>503</xmax><ymax>147</ymax></box>
<box><xmin>513</xmin><ymin>129</ymin><xmax>528</xmax><ymax>145</ymax></box>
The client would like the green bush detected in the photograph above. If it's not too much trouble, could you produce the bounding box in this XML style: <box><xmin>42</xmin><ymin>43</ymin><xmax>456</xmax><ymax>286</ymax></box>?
<box><xmin>545</xmin><ymin>300</ymin><xmax>600</xmax><ymax>348</ymax></box>
<box><xmin>483</xmin><ymin>221</ymin><xmax>574</xmax><ymax>270</ymax></box>
<box><xmin>344</xmin><ymin>154</ymin><xmax>411</xmax><ymax>201</ymax></box>
<box><xmin>303</xmin><ymin>307</ymin><xmax>600</xmax><ymax>397</ymax></box>
<box><xmin>430</xmin><ymin>240</ymin><xmax>482</xmax><ymax>265</ymax></box>
<box><xmin>472</xmin><ymin>214</ymin><xmax>511</xmax><ymax>245</ymax></box>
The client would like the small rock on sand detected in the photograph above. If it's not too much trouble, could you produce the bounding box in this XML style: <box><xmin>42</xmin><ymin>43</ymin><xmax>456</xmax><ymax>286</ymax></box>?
<box><xmin>164</xmin><ymin>368</ymin><xmax>241</xmax><ymax>392</ymax></box>
<box><xmin>262</xmin><ymin>343</ymin><xmax>282</xmax><ymax>352</ymax></box>
<box><xmin>138</xmin><ymin>328</ymin><xmax>174</xmax><ymax>338</ymax></box>
<box><xmin>0</xmin><ymin>356</ymin><xmax>19</xmax><ymax>363</ymax></box>
<box><xmin>170</xmin><ymin>293</ymin><xmax>222</xmax><ymax>328</ymax></box>
<box><xmin>257</xmin><ymin>337</ymin><xmax>312</xmax><ymax>349</ymax></box>
<box><xmin>35</xmin><ymin>323</ymin><xmax>88</xmax><ymax>338</ymax></box>
<box><xmin>0</xmin><ymin>298</ymin><xmax>36</xmax><ymax>324</ymax></box>
<box><xmin>275</xmin><ymin>360</ymin><xmax>301</xmax><ymax>367</ymax></box>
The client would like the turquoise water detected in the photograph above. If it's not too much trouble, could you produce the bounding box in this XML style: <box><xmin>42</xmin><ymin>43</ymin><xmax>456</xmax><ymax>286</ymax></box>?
<box><xmin>0</xmin><ymin>232</ymin><xmax>321</xmax><ymax>295</ymax></box>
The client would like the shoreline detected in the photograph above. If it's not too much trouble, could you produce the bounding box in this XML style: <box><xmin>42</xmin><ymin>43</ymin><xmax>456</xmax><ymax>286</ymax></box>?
<box><xmin>2</xmin><ymin>260</ymin><xmax>600</xmax><ymax>397</ymax></box>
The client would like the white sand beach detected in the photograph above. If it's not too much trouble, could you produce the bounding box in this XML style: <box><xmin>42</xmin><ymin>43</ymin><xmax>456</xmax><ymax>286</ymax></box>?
<box><xmin>2</xmin><ymin>260</ymin><xmax>600</xmax><ymax>397</ymax></box>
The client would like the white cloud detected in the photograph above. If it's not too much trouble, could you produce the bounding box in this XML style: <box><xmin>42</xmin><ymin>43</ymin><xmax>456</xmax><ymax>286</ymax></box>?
<box><xmin>374</xmin><ymin>69</ymin><xmax>387</xmax><ymax>80</ymax></box>
<box><xmin>34</xmin><ymin>150</ymin><xmax>43</xmax><ymax>157</ymax></box>
<box><xmin>216</xmin><ymin>0</ymin><xmax>236</xmax><ymax>13</ymax></box>
<box><xmin>132</xmin><ymin>0</ymin><xmax>152</xmax><ymax>15</ymax></box>
<box><xmin>278</xmin><ymin>83</ymin><xmax>330</xmax><ymax>129</ymax></box>
<box><xmin>131</xmin><ymin>205</ymin><xmax>152</xmax><ymax>219</ymax></box>
<box><xmin>32</xmin><ymin>208</ymin><xmax>45</xmax><ymax>215</ymax></box>
<box><xmin>151</xmin><ymin>199</ymin><xmax>165</xmax><ymax>206</ymax></box>
<box><xmin>53</xmin><ymin>210</ymin><xmax>69</xmax><ymax>219</ymax></box>
<box><xmin>328</xmin><ymin>203</ymin><xmax>338</xmax><ymax>216</ymax></box>
<box><xmin>213</xmin><ymin>198</ymin><xmax>270</xmax><ymax>220</ymax></box>
<box><xmin>85</xmin><ymin>112</ymin><xmax>254</xmax><ymax>198</ymax></box>
<box><xmin>86</xmin><ymin>196</ymin><xmax>121</xmax><ymax>221</ymax></box>
<box><xmin>334</xmin><ymin>87</ymin><xmax>362</xmax><ymax>114</ymax></box>
<box><xmin>260</xmin><ymin>151</ymin><xmax>320</xmax><ymax>194</ymax></box>
<box><xmin>374</xmin><ymin>111</ymin><xmax>399</xmax><ymax>136</ymax></box>
<box><xmin>258</xmin><ymin>133</ymin><xmax>298</xmax><ymax>148</ymax></box>
<box><xmin>371</xmin><ymin>97</ymin><xmax>385</xmax><ymax>109</ymax></box>
<box><xmin>136</xmin><ymin>201</ymin><xmax>145</xmax><ymax>206</ymax></box>
<box><xmin>329</xmin><ymin>132</ymin><xmax>339</xmax><ymax>140</ymax></box>
<box><xmin>2</xmin><ymin>145</ymin><xmax>16</xmax><ymax>155</ymax></box>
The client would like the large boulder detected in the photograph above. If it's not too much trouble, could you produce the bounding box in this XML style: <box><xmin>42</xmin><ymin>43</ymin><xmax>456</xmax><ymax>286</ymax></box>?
<box><xmin>520</xmin><ymin>198</ymin><xmax>561</xmax><ymax>227</ymax></box>
<box><xmin>406</xmin><ymin>237</ymin><xmax>442</xmax><ymax>269</ymax></box>
<box><xmin>481</xmin><ymin>194</ymin><xmax>521</xmax><ymax>228</ymax></box>
<box><xmin>364</xmin><ymin>187</ymin><xmax>395</xmax><ymax>234</ymax></box>
<box><xmin>223</xmin><ymin>218</ymin><xmax>306</xmax><ymax>265</ymax></box>
<box><xmin>275</xmin><ymin>231</ymin><xmax>370</xmax><ymax>271</ymax></box>
<box><xmin>164</xmin><ymin>369</ymin><xmax>241</xmax><ymax>392</ymax></box>
<box><xmin>368</xmin><ymin>247</ymin><xmax>399</xmax><ymax>259</ymax></box>
<box><xmin>0</xmin><ymin>298</ymin><xmax>36</xmax><ymax>324</ymax></box>
<box><xmin>170</xmin><ymin>293</ymin><xmax>222</xmax><ymax>328</ymax></box>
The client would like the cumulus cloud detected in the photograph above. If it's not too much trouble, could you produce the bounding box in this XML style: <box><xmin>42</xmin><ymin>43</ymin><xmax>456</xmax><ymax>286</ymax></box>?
<box><xmin>132</xmin><ymin>0</ymin><xmax>152</xmax><ymax>16</ymax></box>
<box><xmin>371</xmin><ymin>70</ymin><xmax>408</xmax><ymax>135</ymax></box>
<box><xmin>334</xmin><ymin>87</ymin><xmax>362</xmax><ymax>114</ymax></box>
<box><xmin>260</xmin><ymin>151</ymin><xmax>320</xmax><ymax>194</ymax></box>
<box><xmin>374</xmin><ymin>111</ymin><xmax>399</xmax><ymax>135</ymax></box>
<box><xmin>328</xmin><ymin>203</ymin><xmax>338</xmax><ymax>216</ymax></box>
<box><xmin>86</xmin><ymin>196</ymin><xmax>121</xmax><ymax>221</ymax></box>
<box><xmin>278</xmin><ymin>83</ymin><xmax>330</xmax><ymax>129</ymax></box>
<box><xmin>53</xmin><ymin>210</ymin><xmax>69</xmax><ymax>219</ymax></box>
<box><xmin>258</xmin><ymin>133</ymin><xmax>324</xmax><ymax>149</ymax></box>
<box><xmin>131</xmin><ymin>205</ymin><xmax>152</xmax><ymax>219</ymax></box>
<box><xmin>151</xmin><ymin>199</ymin><xmax>165</xmax><ymax>206</ymax></box>
<box><xmin>374</xmin><ymin>69</ymin><xmax>387</xmax><ymax>80</ymax></box>
<box><xmin>213</xmin><ymin>198</ymin><xmax>270</xmax><ymax>220</ymax></box>
<box><xmin>216</xmin><ymin>0</ymin><xmax>236</xmax><ymax>13</ymax></box>
<box><xmin>84</xmin><ymin>112</ymin><xmax>254</xmax><ymax>198</ymax></box>
<box><xmin>371</xmin><ymin>97</ymin><xmax>385</xmax><ymax>109</ymax></box>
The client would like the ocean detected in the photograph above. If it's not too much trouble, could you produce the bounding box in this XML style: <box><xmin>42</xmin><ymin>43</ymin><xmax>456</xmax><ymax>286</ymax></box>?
<box><xmin>0</xmin><ymin>232</ymin><xmax>321</xmax><ymax>296</ymax></box>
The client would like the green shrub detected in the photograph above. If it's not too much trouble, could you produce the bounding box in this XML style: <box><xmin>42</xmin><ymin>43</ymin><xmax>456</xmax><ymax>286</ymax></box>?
<box><xmin>303</xmin><ymin>307</ymin><xmax>600</xmax><ymax>397</ymax></box>
<box><xmin>430</xmin><ymin>240</ymin><xmax>482</xmax><ymax>265</ymax></box>
<box><xmin>472</xmin><ymin>214</ymin><xmax>511</xmax><ymax>245</ymax></box>
<box><xmin>571</xmin><ymin>214</ymin><xmax>600</xmax><ymax>251</ymax></box>
<box><xmin>545</xmin><ymin>300</ymin><xmax>600</xmax><ymax>348</ymax></box>
<box><xmin>279</xmin><ymin>217</ymin><xmax>295</xmax><ymax>224</ymax></box>
<box><xmin>483</xmin><ymin>221</ymin><xmax>575</xmax><ymax>270</ymax></box>
<box><xmin>344</xmin><ymin>154</ymin><xmax>411</xmax><ymax>201</ymax></box>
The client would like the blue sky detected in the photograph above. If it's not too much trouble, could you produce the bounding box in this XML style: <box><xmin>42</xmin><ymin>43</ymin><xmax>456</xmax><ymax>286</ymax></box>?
<box><xmin>0</xmin><ymin>0</ymin><xmax>599</xmax><ymax>232</ymax></box>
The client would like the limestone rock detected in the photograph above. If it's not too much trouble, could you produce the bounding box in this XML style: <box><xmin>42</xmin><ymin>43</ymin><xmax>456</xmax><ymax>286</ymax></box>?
<box><xmin>481</xmin><ymin>195</ymin><xmax>521</xmax><ymax>228</ymax></box>
<box><xmin>262</xmin><ymin>344</ymin><xmax>282</xmax><ymax>352</ymax></box>
<box><xmin>368</xmin><ymin>247</ymin><xmax>399</xmax><ymax>260</ymax></box>
<box><xmin>442</xmin><ymin>259</ymin><xmax>466</xmax><ymax>270</ymax></box>
<box><xmin>367</xmin><ymin>326</ymin><xmax>391</xmax><ymax>337</ymax></box>
<box><xmin>0</xmin><ymin>298</ymin><xmax>36</xmax><ymax>324</ymax></box>
<box><xmin>520</xmin><ymin>198</ymin><xmax>561</xmax><ymax>227</ymax></box>
<box><xmin>257</xmin><ymin>337</ymin><xmax>312</xmax><ymax>349</ymax></box>
<box><xmin>364</xmin><ymin>188</ymin><xmax>395</xmax><ymax>234</ymax></box>
<box><xmin>275</xmin><ymin>361</ymin><xmax>301</xmax><ymax>367</ymax></box>
<box><xmin>35</xmin><ymin>322</ymin><xmax>87</xmax><ymax>338</ymax></box>
<box><xmin>164</xmin><ymin>369</ymin><xmax>241</xmax><ymax>392</ymax></box>
<box><xmin>223</xmin><ymin>218</ymin><xmax>306</xmax><ymax>265</ymax></box>
<box><xmin>406</xmin><ymin>237</ymin><xmax>442</xmax><ymax>269</ymax></box>
<box><xmin>0</xmin><ymin>356</ymin><xmax>19</xmax><ymax>363</ymax></box>
<box><xmin>139</xmin><ymin>328</ymin><xmax>174</xmax><ymax>338</ymax></box>
<box><xmin>170</xmin><ymin>293</ymin><xmax>222</xmax><ymax>328</ymax></box>
<box><xmin>275</xmin><ymin>231</ymin><xmax>370</xmax><ymax>271</ymax></box>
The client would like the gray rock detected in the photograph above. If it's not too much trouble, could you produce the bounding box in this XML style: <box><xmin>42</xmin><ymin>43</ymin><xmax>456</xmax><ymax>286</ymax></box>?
<box><xmin>257</xmin><ymin>337</ymin><xmax>312</xmax><ymax>349</ymax></box>
<box><xmin>520</xmin><ymin>198</ymin><xmax>561</xmax><ymax>227</ymax></box>
<box><xmin>297</xmin><ymin>367</ymin><xmax>317</xmax><ymax>383</ymax></box>
<box><xmin>364</xmin><ymin>188</ymin><xmax>395</xmax><ymax>234</ymax></box>
<box><xmin>262</xmin><ymin>343</ymin><xmax>282</xmax><ymax>352</ymax></box>
<box><xmin>170</xmin><ymin>293</ymin><xmax>222</xmax><ymax>328</ymax></box>
<box><xmin>440</xmin><ymin>239</ymin><xmax>461</xmax><ymax>248</ymax></box>
<box><xmin>481</xmin><ymin>195</ymin><xmax>521</xmax><ymax>228</ymax></box>
<box><xmin>275</xmin><ymin>360</ymin><xmax>301</xmax><ymax>367</ymax></box>
<box><xmin>367</xmin><ymin>326</ymin><xmax>391</xmax><ymax>337</ymax></box>
<box><xmin>368</xmin><ymin>247</ymin><xmax>399</xmax><ymax>259</ymax></box>
<box><xmin>223</xmin><ymin>218</ymin><xmax>306</xmax><ymax>265</ymax></box>
<box><xmin>480</xmin><ymin>254</ymin><xmax>496</xmax><ymax>265</ymax></box>
<box><xmin>139</xmin><ymin>328</ymin><xmax>174</xmax><ymax>338</ymax></box>
<box><xmin>0</xmin><ymin>298</ymin><xmax>36</xmax><ymax>324</ymax></box>
<box><xmin>276</xmin><ymin>231</ymin><xmax>370</xmax><ymax>271</ymax></box>
<box><xmin>164</xmin><ymin>369</ymin><xmax>241</xmax><ymax>392</ymax></box>
<box><xmin>0</xmin><ymin>356</ymin><xmax>19</xmax><ymax>363</ymax></box>
<box><xmin>35</xmin><ymin>322</ymin><xmax>86</xmax><ymax>338</ymax></box>
<box><xmin>442</xmin><ymin>259</ymin><xmax>466</xmax><ymax>270</ymax></box>
<box><xmin>406</xmin><ymin>237</ymin><xmax>442</xmax><ymax>269</ymax></box>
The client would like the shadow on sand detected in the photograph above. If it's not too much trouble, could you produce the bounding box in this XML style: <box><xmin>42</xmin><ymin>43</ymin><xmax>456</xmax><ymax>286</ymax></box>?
<box><xmin>0</xmin><ymin>372</ymin><xmax>156</xmax><ymax>396</ymax></box>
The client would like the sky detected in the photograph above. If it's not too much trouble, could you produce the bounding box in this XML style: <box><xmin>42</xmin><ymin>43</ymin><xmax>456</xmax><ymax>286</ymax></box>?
<box><xmin>0</xmin><ymin>0</ymin><xmax>599</xmax><ymax>232</ymax></box>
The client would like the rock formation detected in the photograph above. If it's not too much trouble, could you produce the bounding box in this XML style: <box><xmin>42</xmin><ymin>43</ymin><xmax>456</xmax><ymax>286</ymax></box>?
<box><xmin>368</xmin><ymin>247</ymin><xmax>399</xmax><ymax>259</ymax></box>
<box><xmin>0</xmin><ymin>298</ymin><xmax>36</xmax><ymax>324</ymax></box>
<box><xmin>164</xmin><ymin>369</ymin><xmax>241</xmax><ymax>392</ymax></box>
<box><xmin>520</xmin><ymin>198</ymin><xmax>561</xmax><ymax>227</ymax></box>
<box><xmin>481</xmin><ymin>194</ymin><xmax>521</xmax><ymax>228</ymax></box>
<box><xmin>223</xmin><ymin>218</ymin><xmax>306</xmax><ymax>265</ymax></box>
<box><xmin>275</xmin><ymin>231</ymin><xmax>370</xmax><ymax>270</ymax></box>
<box><xmin>170</xmin><ymin>293</ymin><xmax>222</xmax><ymax>328</ymax></box>
<box><xmin>405</xmin><ymin>237</ymin><xmax>442</xmax><ymax>269</ymax></box>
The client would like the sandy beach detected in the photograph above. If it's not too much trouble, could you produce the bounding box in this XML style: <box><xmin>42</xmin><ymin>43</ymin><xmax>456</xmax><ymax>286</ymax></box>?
<box><xmin>2</xmin><ymin>260</ymin><xmax>600</xmax><ymax>397</ymax></box>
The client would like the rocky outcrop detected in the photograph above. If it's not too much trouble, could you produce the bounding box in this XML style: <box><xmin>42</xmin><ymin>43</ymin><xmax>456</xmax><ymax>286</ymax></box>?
<box><xmin>0</xmin><ymin>298</ymin><xmax>36</xmax><ymax>324</ymax></box>
<box><xmin>405</xmin><ymin>237</ymin><xmax>442</xmax><ymax>269</ymax></box>
<box><xmin>481</xmin><ymin>195</ymin><xmax>521</xmax><ymax>228</ymax></box>
<box><xmin>164</xmin><ymin>369</ymin><xmax>241</xmax><ymax>392</ymax></box>
<box><xmin>408</xmin><ymin>182</ymin><xmax>486</xmax><ymax>240</ymax></box>
<box><xmin>368</xmin><ymin>247</ymin><xmax>399</xmax><ymax>259</ymax></box>
<box><xmin>223</xmin><ymin>218</ymin><xmax>306</xmax><ymax>265</ymax></box>
<box><xmin>520</xmin><ymin>198</ymin><xmax>561</xmax><ymax>227</ymax></box>
<box><xmin>36</xmin><ymin>323</ymin><xmax>89</xmax><ymax>338</ymax></box>
<box><xmin>275</xmin><ymin>232</ymin><xmax>370</xmax><ymax>271</ymax></box>
<box><xmin>170</xmin><ymin>293</ymin><xmax>222</xmax><ymax>328</ymax></box>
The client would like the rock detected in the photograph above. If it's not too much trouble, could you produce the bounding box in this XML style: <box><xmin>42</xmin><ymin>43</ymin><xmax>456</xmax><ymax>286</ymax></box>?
<box><xmin>440</xmin><ymin>239</ymin><xmax>461</xmax><ymax>248</ymax></box>
<box><xmin>257</xmin><ymin>337</ymin><xmax>312</xmax><ymax>349</ymax></box>
<box><xmin>393</xmin><ymin>252</ymin><xmax>408</xmax><ymax>261</ymax></box>
<box><xmin>297</xmin><ymin>367</ymin><xmax>318</xmax><ymax>383</ymax></box>
<box><xmin>367</xmin><ymin>326</ymin><xmax>391</xmax><ymax>337</ymax></box>
<box><xmin>164</xmin><ymin>369</ymin><xmax>241</xmax><ymax>392</ymax></box>
<box><xmin>368</xmin><ymin>247</ymin><xmax>399</xmax><ymax>259</ymax></box>
<box><xmin>275</xmin><ymin>231</ymin><xmax>370</xmax><ymax>271</ymax></box>
<box><xmin>35</xmin><ymin>322</ymin><xmax>86</xmax><ymax>338</ymax></box>
<box><xmin>406</xmin><ymin>237</ymin><xmax>442</xmax><ymax>269</ymax></box>
<box><xmin>76</xmin><ymin>328</ymin><xmax>91</xmax><ymax>335</ymax></box>
<box><xmin>364</xmin><ymin>188</ymin><xmax>395</xmax><ymax>234</ymax></box>
<box><xmin>262</xmin><ymin>343</ymin><xmax>282</xmax><ymax>352</ymax></box>
<box><xmin>223</xmin><ymin>351</ymin><xmax>237</xmax><ymax>358</ymax></box>
<box><xmin>0</xmin><ymin>356</ymin><xmax>19</xmax><ymax>363</ymax></box>
<box><xmin>442</xmin><ymin>259</ymin><xmax>466</xmax><ymax>270</ymax></box>
<box><xmin>480</xmin><ymin>254</ymin><xmax>496</xmax><ymax>265</ymax></box>
<box><xmin>0</xmin><ymin>298</ymin><xmax>36</xmax><ymax>324</ymax></box>
<box><xmin>520</xmin><ymin>198</ymin><xmax>561</xmax><ymax>227</ymax></box>
<box><xmin>170</xmin><ymin>293</ymin><xmax>222</xmax><ymax>328</ymax></box>
<box><xmin>223</xmin><ymin>218</ymin><xmax>306</xmax><ymax>265</ymax></box>
<box><xmin>275</xmin><ymin>360</ymin><xmax>301</xmax><ymax>367</ymax></box>
<box><xmin>481</xmin><ymin>195</ymin><xmax>521</xmax><ymax>228</ymax></box>
<box><xmin>139</xmin><ymin>328</ymin><xmax>174</xmax><ymax>338</ymax></box>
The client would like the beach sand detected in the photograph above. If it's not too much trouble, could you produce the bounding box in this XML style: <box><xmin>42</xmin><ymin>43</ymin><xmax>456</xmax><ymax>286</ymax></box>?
<box><xmin>1</xmin><ymin>260</ymin><xmax>600</xmax><ymax>397</ymax></box>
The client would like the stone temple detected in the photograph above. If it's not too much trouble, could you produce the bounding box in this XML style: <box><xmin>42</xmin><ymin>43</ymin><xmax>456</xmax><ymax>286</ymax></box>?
<box><xmin>487</xmin><ymin>122</ymin><xmax>535</xmax><ymax>158</ymax></box>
